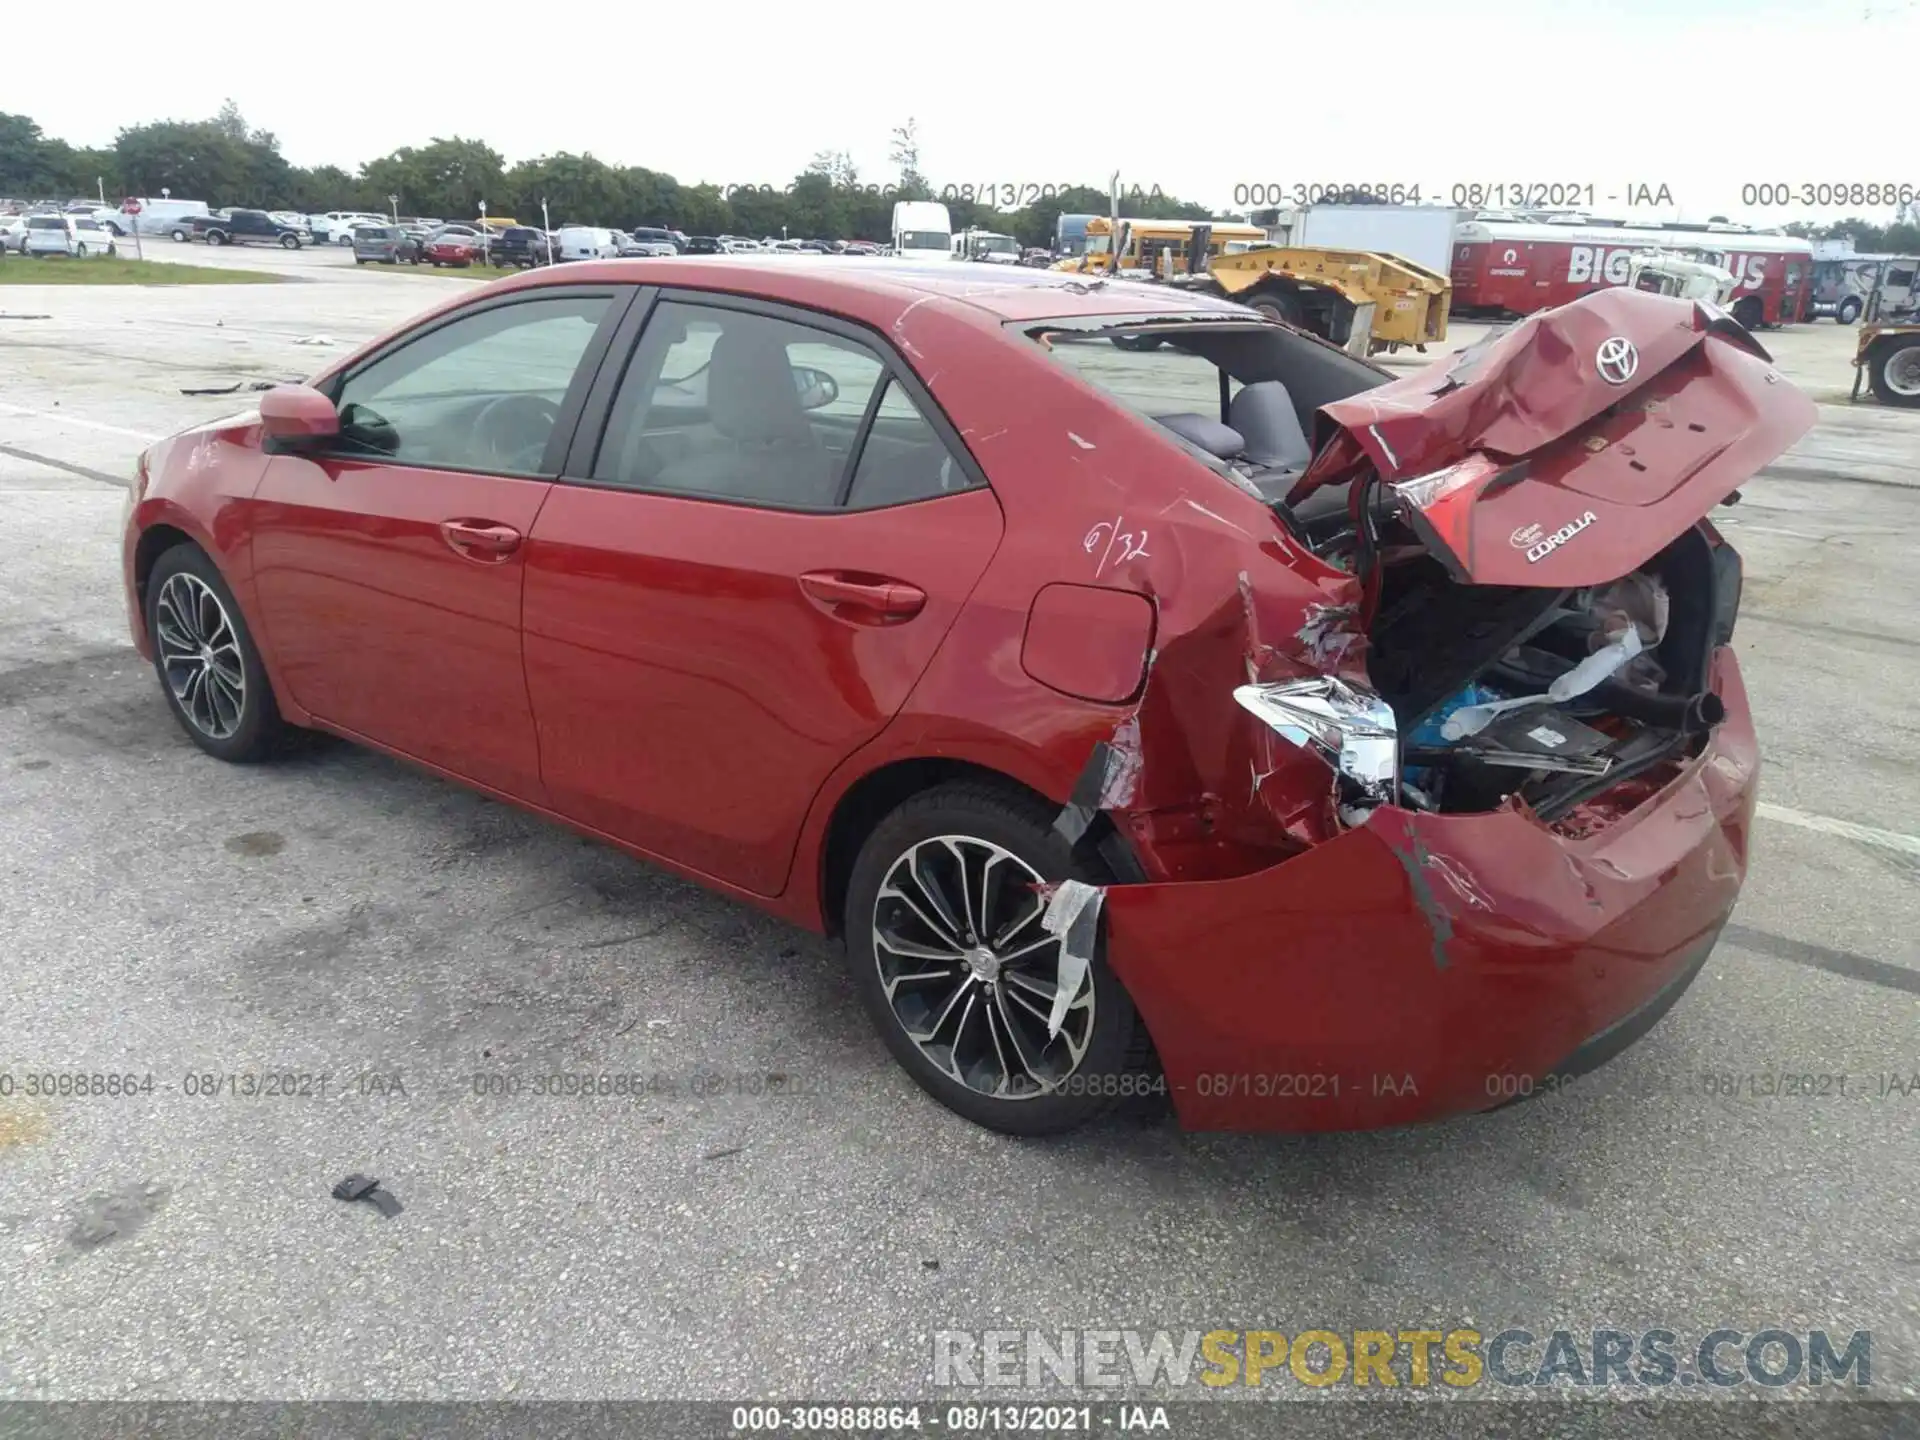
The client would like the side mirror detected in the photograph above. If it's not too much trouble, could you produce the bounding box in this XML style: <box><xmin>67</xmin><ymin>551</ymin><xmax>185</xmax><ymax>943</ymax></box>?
<box><xmin>259</xmin><ymin>384</ymin><xmax>340</xmax><ymax>449</ymax></box>
<box><xmin>793</xmin><ymin>366</ymin><xmax>840</xmax><ymax>410</ymax></box>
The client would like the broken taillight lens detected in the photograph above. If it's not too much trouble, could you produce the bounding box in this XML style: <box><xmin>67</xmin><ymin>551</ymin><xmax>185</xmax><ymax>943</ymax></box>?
<box><xmin>1233</xmin><ymin>677</ymin><xmax>1399</xmax><ymax>810</ymax></box>
<box><xmin>1390</xmin><ymin>452</ymin><xmax>1500</xmax><ymax>510</ymax></box>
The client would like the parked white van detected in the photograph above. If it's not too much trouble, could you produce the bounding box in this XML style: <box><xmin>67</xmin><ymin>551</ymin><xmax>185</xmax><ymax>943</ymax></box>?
<box><xmin>556</xmin><ymin>226</ymin><xmax>620</xmax><ymax>262</ymax></box>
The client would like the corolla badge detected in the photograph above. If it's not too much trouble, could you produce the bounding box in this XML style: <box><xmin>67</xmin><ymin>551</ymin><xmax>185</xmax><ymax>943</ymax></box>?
<box><xmin>1525</xmin><ymin>511</ymin><xmax>1599</xmax><ymax>563</ymax></box>
<box><xmin>1596</xmin><ymin>336</ymin><xmax>1639</xmax><ymax>386</ymax></box>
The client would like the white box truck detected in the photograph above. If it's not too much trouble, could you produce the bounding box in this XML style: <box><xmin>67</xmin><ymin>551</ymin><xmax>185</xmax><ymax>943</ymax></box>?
<box><xmin>1276</xmin><ymin>205</ymin><xmax>1472</xmax><ymax>279</ymax></box>
<box><xmin>890</xmin><ymin>200</ymin><xmax>952</xmax><ymax>264</ymax></box>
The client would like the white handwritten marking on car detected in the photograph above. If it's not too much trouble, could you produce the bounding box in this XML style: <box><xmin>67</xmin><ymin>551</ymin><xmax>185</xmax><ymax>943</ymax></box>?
<box><xmin>1526</xmin><ymin>511</ymin><xmax>1598</xmax><ymax>564</ymax></box>
<box><xmin>1085</xmin><ymin>517</ymin><xmax>1150</xmax><ymax>577</ymax></box>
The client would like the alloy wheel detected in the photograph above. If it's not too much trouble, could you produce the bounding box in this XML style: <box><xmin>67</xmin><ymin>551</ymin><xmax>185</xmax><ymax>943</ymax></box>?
<box><xmin>154</xmin><ymin>573</ymin><xmax>247</xmax><ymax>739</ymax></box>
<box><xmin>871</xmin><ymin>836</ymin><xmax>1095</xmax><ymax>1100</ymax></box>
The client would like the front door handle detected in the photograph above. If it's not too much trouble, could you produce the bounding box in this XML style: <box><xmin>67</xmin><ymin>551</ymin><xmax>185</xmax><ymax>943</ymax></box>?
<box><xmin>798</xmin><ymin>570</ymin><xmax>927</xmax><ymax>622</ymax></box>
<box><xmin>440</xmin><ymin>519</ymin><xmax>522</xmax><ymax>558</ymax></box>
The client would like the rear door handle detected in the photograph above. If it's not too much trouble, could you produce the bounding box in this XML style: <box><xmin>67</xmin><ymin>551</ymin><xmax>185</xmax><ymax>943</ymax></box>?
<box><xmin>798</xmin><ymin>570</ymin><xmax>927</xmax><ymax>621</ymax></box>
<box><xmin>440</xmin><ymin>519</ymin><xmax>522</xmax><ymax>558</ymax></box>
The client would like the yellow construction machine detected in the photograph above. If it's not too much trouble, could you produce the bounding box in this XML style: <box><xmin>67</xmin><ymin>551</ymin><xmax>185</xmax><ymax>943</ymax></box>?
<box><xmin>1061</xmin><ymin>214</ymin><xmax>1451</xmax><ymax>357</ymax></box>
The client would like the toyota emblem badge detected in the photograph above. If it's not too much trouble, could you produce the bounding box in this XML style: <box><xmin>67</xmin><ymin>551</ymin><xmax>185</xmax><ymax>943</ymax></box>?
<box><xmin>1596</xmin><ymin>336</ymin><xmax>1639</xmax><ymax>386</ymax></box>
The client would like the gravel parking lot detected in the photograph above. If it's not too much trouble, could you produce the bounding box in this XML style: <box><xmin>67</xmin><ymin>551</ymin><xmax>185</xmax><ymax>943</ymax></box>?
<box><xmin>2</xmin><ymin>244</ymin><xmax>1916</xmax><ymax>1425</ymax></box>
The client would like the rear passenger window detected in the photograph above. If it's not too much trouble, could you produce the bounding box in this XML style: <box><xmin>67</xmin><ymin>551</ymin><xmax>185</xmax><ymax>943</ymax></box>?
<box><xmin>844</xmin><ymin>380</ymin><xmax>964</xmax><ymax>508</ymax></box>
<box><xmin>593</xmin><ymin>301</ymin><xmax>889</xmax><ymax>508</ymax></box>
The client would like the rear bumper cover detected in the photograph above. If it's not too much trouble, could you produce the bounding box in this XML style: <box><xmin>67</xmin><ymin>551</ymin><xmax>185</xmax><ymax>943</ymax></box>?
<box><xmin>1102</xmin><ymin>649</ymin><xmax>1757</xmax><ymax>1132</ymax></box>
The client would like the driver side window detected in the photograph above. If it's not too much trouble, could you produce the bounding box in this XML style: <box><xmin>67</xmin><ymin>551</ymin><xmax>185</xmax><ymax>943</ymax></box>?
<box><xmin>329</xmin><ymin>294</ymin><xmax>611</xmax><ymax>475</ymax></box>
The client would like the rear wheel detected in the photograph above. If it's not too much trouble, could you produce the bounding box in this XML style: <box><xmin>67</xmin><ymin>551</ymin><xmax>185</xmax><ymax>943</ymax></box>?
<box><xmin>172</xmin><ymin>228</ymin><xmax>189</xmax><ymax>243</ymax></box>
<box><xmin>206</xmin><ymin>230</ymin><xmax>227</xmax><ymax>246</ymax></box>
<box><xmin>1248</xmin><ymin>287</ymin><xmax>1307</xmax><ymax>328</ymax></box>
<box><xmin>1867</xmin><ymin>336</ymin><xmax>1920</xmax><ymax>408</ymax></box>
<box><xmin>1732</xmin><ymin>295</ymin><xmax>1763</xmax><ymax>329</ymax></box>
<box><xmin>843</xmin><ymin>781</ymin><xmax>1146</xmax><ymax>1135</ymax></box>
<box><xmin>144</xmin><ymin>543</ymin><xmax>288</xmax><ymax>762</ymax></box>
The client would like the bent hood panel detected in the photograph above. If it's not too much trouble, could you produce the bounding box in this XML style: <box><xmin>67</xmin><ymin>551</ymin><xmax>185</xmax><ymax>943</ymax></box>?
<box><xmin>1294</xmin><ymin>290</ymin><xmax>1817</xmax><ymax>587</ymax></box>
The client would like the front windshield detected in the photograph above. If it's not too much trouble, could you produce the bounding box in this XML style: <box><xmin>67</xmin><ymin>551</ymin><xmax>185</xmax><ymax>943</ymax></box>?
<box><xmin>899</xmin><ymin>230</ymin><xmax>948</xmax><ymax>250</ymax></box>
<box><xmin>975</xmin><ymin>235</ymin><xmax>1018</xmax><ymax>254</ymax></box>
<box><xmin>1084</xmin><ymin>233</ymin><xmax>1112</xmax><ymax>255</ymax></box>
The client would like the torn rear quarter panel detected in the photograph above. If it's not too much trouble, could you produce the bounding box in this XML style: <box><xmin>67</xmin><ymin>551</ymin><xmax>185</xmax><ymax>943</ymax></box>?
<box><xmin>1100</xmin><ymin>650</ymin><xmax>1757</xmax><ymax>1131</ymax></box>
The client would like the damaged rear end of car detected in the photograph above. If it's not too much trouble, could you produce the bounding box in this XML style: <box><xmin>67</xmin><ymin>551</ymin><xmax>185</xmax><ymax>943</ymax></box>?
<box><xmin>1042</xmin><ymin>289</ymin><xmax>1815</xmax><ymax>1131</ymax></box>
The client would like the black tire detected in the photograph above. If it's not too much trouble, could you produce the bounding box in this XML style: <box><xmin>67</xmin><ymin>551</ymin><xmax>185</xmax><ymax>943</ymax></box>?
<box><xmin>1731</xmin><ymin>295</ymin><xmax>1763</xmax><ymax>330</ymax></box>
<box><xmin>1867</xmin><ymin>337</ymin><xmax>1920</xmax><ymax>409</ymax></box>
<box><xmin>206</xmin><ymin>230</ymin><xmax>227</xmax><ymax>246</ymax></box>
<box><xmin>280</xmin><ymin>233</ymin><xmax>300</xmax><ymax>249</ymax></box>
<box><xmin>105</xmin><ymin>220</ymin><xmax>124</xmax><ymax>236</ymax></box>
<box><xmin>172</xmin><ymin>228</ymin><xmax>189</xmax><ymax>243</ymax></box>
<box><xmin>1248</xmin><ymin>288</ymin><xmax>1308</xmax><ymax>328</ymax></box>
<box><xmin>355</xmin><ymin>256</ymin><xmax>366</xmax><ymax>264</ymax></box>
<box><xmin>144</xmin><ymin>543</ymin><xmax>288</xmax><ymax>763</ymax></box>
<box><xmin>1836</xmin><ymin>296</ymin><xmax>1863</xmax><ymax>325</ymax></box>
<box><xmin>843</xmin><ymin>780</ymin><xmax>1145</xmax><ymax>1136</ymax></box>
<box><xmin>1110</xmin><ymin>334</ymin><xmax>1163</xmax><ymax>353</ymax></box>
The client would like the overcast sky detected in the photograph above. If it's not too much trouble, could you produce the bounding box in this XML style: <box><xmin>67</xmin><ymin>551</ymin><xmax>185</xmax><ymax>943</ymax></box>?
<box><xmin>13</xmin><ymin>0</ymin><xmax>1920</xmax><ymax>224</ymax></box>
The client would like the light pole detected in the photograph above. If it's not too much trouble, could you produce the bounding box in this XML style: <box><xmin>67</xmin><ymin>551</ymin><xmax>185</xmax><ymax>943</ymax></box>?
<box><xmin>388</xmin><ymin>193</ymin><xmax>398</xmax><ymax>223</ymax></box>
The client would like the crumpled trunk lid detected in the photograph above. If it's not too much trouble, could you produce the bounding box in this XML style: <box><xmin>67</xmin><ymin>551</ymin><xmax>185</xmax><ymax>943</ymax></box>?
<box><xmin>1289</xmin><ymin>290</ymin><xmax>1818</xmax><ymax>588</ymax></box>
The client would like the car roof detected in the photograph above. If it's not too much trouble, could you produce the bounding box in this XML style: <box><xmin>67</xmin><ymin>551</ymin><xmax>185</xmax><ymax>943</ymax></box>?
<box><xmin>505</xmin><ymin>256</ymin><xmax>1256</xmax><ymax>325</ymax></box>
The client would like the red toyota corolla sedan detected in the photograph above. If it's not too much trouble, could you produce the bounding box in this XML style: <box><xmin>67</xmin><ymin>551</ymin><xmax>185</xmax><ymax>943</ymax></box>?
<box><xmin>121</xmin><ymin>260</ymin><xmax>1814</xmax><ymax>1135</ymax></box>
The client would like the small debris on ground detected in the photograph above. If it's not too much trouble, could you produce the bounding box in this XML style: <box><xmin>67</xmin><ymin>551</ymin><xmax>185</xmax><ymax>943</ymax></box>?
<box><xmin>330</xmin><ymin>1173</ymin><xmax>403</xmax><ymax>1218</ymax></box>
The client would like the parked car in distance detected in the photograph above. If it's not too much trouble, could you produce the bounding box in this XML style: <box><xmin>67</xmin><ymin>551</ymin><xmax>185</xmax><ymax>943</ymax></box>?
<box><xmin>2</xmin><ymin>215</ymin><xmax>32</xmax><ymax>254</ymax></box>
<box><xmin>23</xmin><ymin>214</ymin><xmax>115</xmax><ymax>257</ymax></box>
<box><xmin>628</xmin><ymin>226</ymin><xmax>681</xmax><ymax>255</ymax></box>
<box><xmin>63</xmin><ymin>203</ymin><xmax>127</xmax><ymax>235</ymax></box>
<box><xmin>556</xmin><ymin>226</ymin><xmax>620</xmax><ymax>262</ymax></box>
<box><xmin>353</xmin><ymin>225</ymin><xmax>423</xmax><ymax>266</ymax></box>
<box><xmin>202</xmin><ymin>209</ymin><xmax>305</xmax><ymax>248</ymax></box>
<box><xmin>118</xmin><ymin>263</ymin><xmax>1815</xmax><ymax>1138</ymax></box>
<box><xmin>683</xmin><ymin>236</ymin><xmax>724</xmax><ymax>255</ymax></box>
<box><xmin>490</xmin><ymin>226</ymin><xmax>555</xmax><ymax>268</ymax></box>
<box><xmin>308</xmin><ymin>211</ymin><xmax>387</xmax><ymax>244</ymax></box>
<box><xmin>171</xmin><ymin>213</ymin><xmax>223</xmax><ymax>242</ymax></box>
<box><xmin>423</xmin><ymin>234</ymin><xmax>482</xmax><ymax>267</ymax></box>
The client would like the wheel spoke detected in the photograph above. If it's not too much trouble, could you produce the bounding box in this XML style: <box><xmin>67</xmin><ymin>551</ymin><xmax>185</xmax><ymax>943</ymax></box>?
<box><xmin>879</xmin><ymin>878</ymin><xmax>965</xmax><ymax>952</ymax></box>
<box><xmin>998</xmin><ymin>930</ymin><xmax>1064</xmax><ymax>969</ymax></box>
<box><xmin>938</xmin><ymin>837</ymin><xmax>978</xmax><ymax>943</ymax></box>
<box><xmin>991</xmin><ymin>892</ymin><xmax>1044</xmax><ymax>951</ymax></box>
<box><xmin>875</xmin><ymin>928</ymin><xmax>966</xmax><ymax>965</ymax></box>
<box><xmin>903</xmin><ymin>971</ymin><xmax>974</xmax><ymax>1045</ymax></box>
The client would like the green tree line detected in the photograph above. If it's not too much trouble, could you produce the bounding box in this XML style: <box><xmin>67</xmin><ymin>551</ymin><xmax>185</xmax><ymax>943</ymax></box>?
<box><xmin>0</xmin><ymin>107</ymin><xmax>1217</xmax><ymax>247</ymax></box>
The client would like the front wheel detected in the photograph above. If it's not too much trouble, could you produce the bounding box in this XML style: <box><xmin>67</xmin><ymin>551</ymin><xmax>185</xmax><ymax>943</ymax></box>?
<box><xmin>1867</xmin><ymin>336</ymin><xmax>1920</xmax><ymax>408</ymax></box>
<box><xmin>74</xmin><ymin>244</ymin><xmax>87</xmax><ymax>257</ymax></box>
<box><xmin>844</xmin><ymin>781</ymin><xmax>1146</xmax><ymax>1135</ymax></box>
<box><xmin>280</xmin><ymin>233</ymin><xmax>300</xmax><ymax>249</ymax></box>
<box><xmin>1732</xmin><ymin>295</ymin><xmax>1763</xmax><ymax>329</ymax></box>
<box><xmin>144</xmin><ymin>544</ymin><xmax>288</xmax><ymax>762</ymax></box>
<box><xmin>1837</xmin><ymin>296</ymin><xmax>1863</xmax><ymax>324</ymax></box>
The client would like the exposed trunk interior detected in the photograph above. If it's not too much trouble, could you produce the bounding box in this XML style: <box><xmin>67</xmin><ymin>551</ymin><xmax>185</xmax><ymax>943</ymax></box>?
<box><xmin>1310</xmin><ymin>499</ymin><xmax>1734</xmax><ymax>827</ymax></box>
